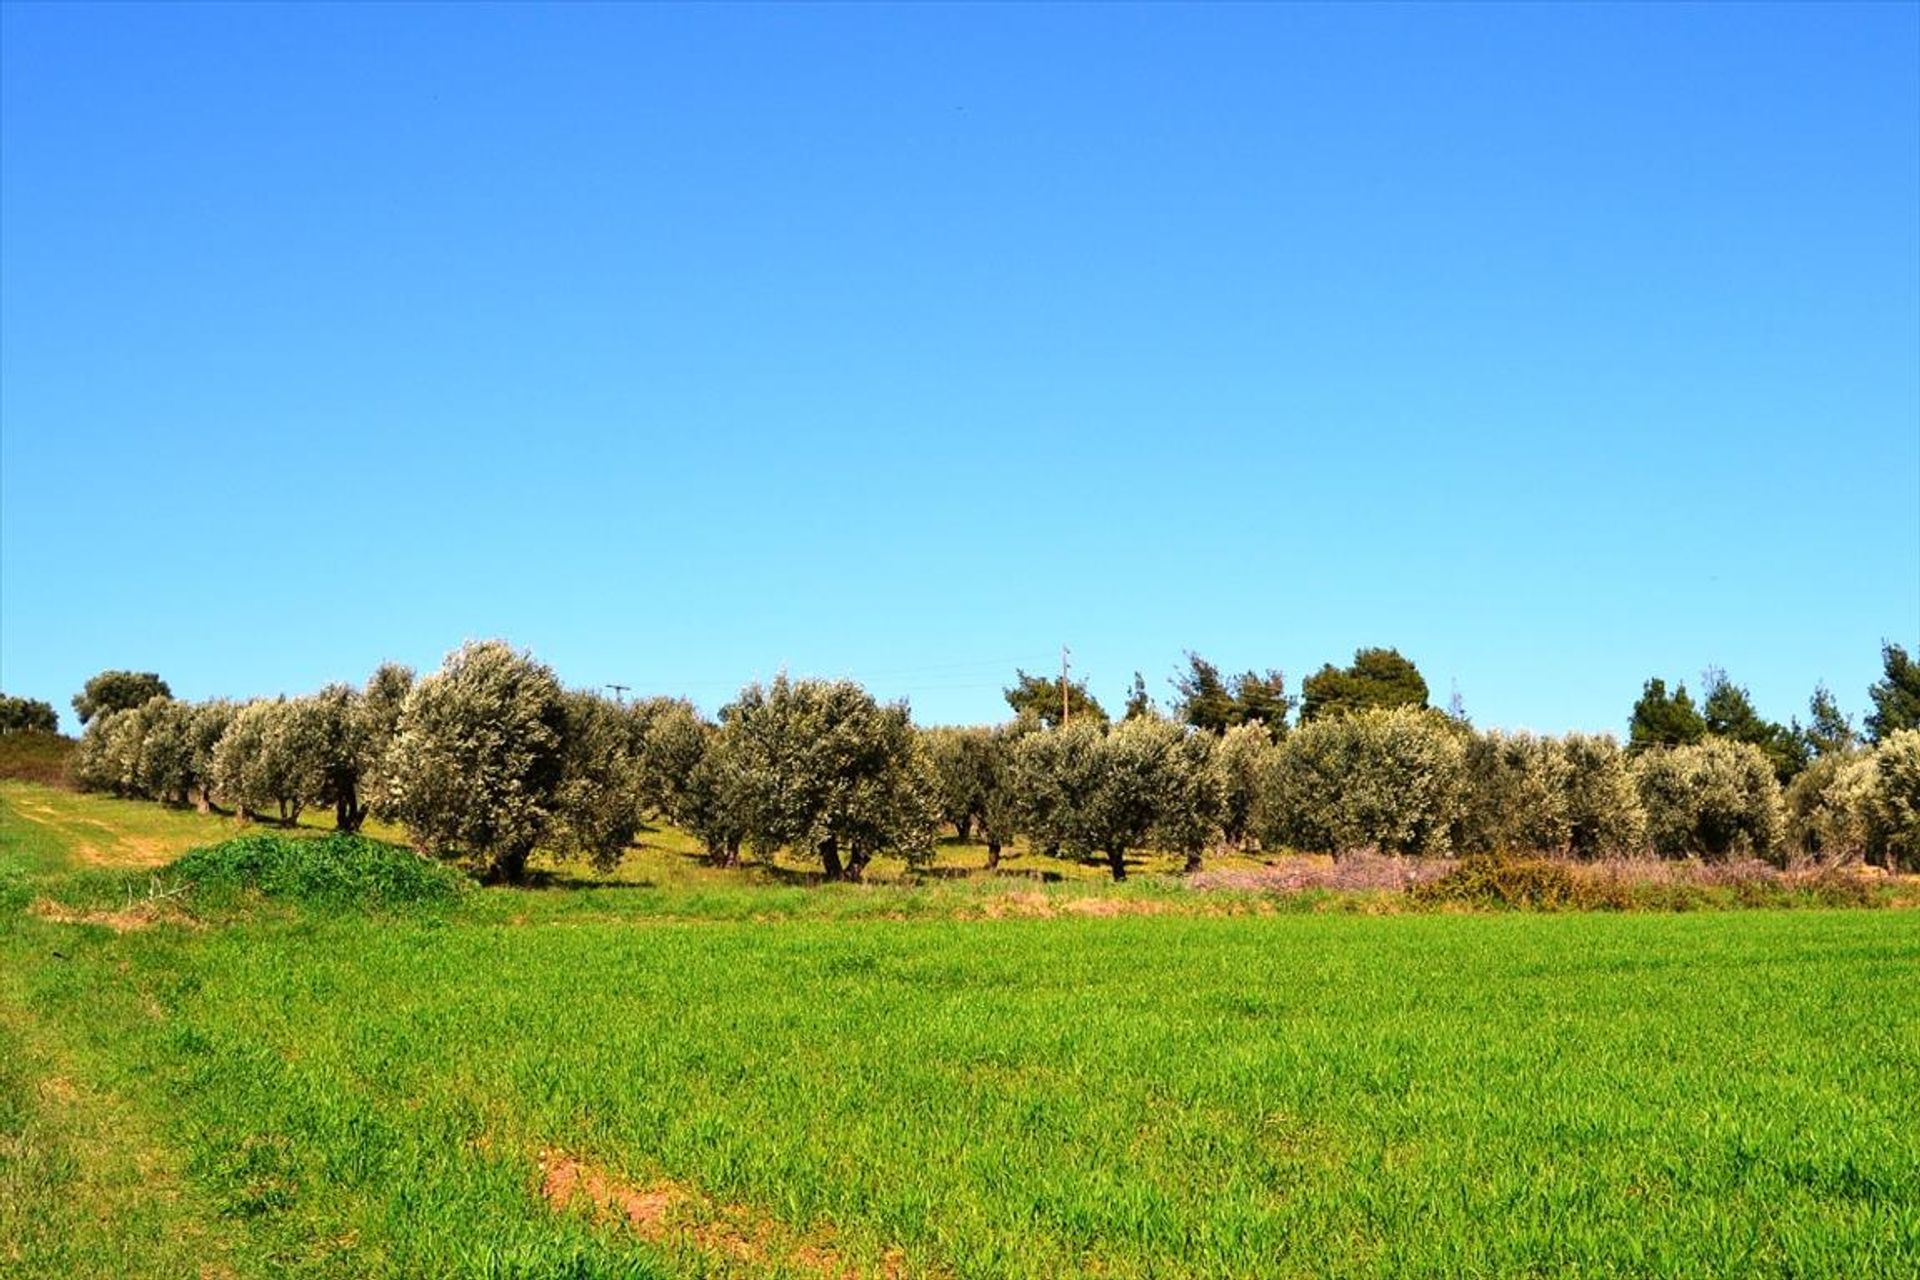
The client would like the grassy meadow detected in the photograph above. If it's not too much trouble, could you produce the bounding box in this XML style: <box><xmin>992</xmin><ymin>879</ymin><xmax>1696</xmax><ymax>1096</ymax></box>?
<box><xmin>3</xmin><ymin>780</ymin><xmax>1917</xmax><ymax>1278</ymax></box>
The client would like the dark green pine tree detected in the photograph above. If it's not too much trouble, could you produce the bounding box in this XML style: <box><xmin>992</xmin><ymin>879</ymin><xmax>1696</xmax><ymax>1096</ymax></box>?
<box><xmin>1627</xmin><ymin>677</ymin><xmax>1708</xmax><ymax>752</ymax></box>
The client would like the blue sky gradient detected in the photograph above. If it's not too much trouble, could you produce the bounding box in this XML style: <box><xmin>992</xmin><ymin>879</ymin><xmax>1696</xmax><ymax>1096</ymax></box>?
<box><xmin>3</xmin><ymin>3</ymin><xmax>1915</xmax><ymax>733</ymax></box>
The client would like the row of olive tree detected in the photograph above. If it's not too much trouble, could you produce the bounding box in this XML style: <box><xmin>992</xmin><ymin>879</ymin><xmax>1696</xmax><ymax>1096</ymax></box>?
<box><xmin>65</xmin><ymin>642</ymin><xmax>1920</xmax><ymax>882</ymax></box>
<box><xmin>920</xmin><ymin>708</ymin><xmax>1920</xmax><ymax>872</ymax></box>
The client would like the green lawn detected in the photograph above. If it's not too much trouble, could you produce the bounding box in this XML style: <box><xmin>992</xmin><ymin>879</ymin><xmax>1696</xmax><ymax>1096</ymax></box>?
<box><xmin>2</xmin><ymin>788</ymin><xmax>1917</xmax><ymax>1278</ymax></box>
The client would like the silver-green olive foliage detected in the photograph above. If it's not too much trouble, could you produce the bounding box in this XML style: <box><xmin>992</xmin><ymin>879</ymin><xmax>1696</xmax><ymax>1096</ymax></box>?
<box><xmin>718</xmin><ymin>674</ymin><xmax>938</xmax><ymax>881</ymax></box>
<box><xmin>1784</xmin><ymin>751</ymin><xmax>1878</xmax><ymax>863</ymax></box>
<box><xmin>213</xmin><ymin>697</ymin><xmax>328</xmax><ymax>824</ymax></box>
<box><xmin>1460</xmin><ymin>731</ymin><xmax>1575</xmax><ymax>856</ymax></box>
<box><xmin>1010</xmin><ymin>716</ymin><xmax>1221</xmax><ymax>880</ymax></box>
<box><xmin>385</xmin><ymin>640</ymin><xmax>568</xmax><ymax>883</ymax></box>
<box><xmin>1632</xmin><ymin>738</ymin><xmax>1785</xmax><ymax>862</ymax></box>
<box><xmin>1864</xmin><ymin>730</ymin><xmax>1920</xmax><ymax>870</ymax></box>
<box><xmin>1258</xmin><ymin>707</ymin><xmax>1466</xmax><ymax>857</ymax></box>
<box><xmin>549</xmin><ymin>690</ymin><xmax>647</xmax><ymax>872</ymax></box>
<box><xmin>131</xmin><ymin>696</ymin><xmax>198</xmax><ymax>807</ymax></box>
<box><xmin>354</xmin><ymin>663</ymin><xmax>414</xmax><ymax>820</ymax></box>
<box><xmin>923</xmin><ymin>725</ymin><xmax>1000</xmax><ymax>844</ymax></box>
<box><xmin>1213</xmin><ymin>721</ymin><xmax>1277</xmax><ymax>850</ymax></box>
<box><xmin>631</xmin><ymin>697</ymin><xmax>708</xmax><ymax>823</ymax></box>
<box><xmin>1559</xmin><ymin>733</ymin><xmax>1647</xmax><ymax>858</ymax></box>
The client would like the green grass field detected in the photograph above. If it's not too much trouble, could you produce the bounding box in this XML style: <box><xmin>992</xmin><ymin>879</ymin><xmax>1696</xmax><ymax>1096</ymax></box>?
<box><xmin>3</xmin><ymin>783</ymin><xmax>1917</xmax><ymax>1278</ymax></box>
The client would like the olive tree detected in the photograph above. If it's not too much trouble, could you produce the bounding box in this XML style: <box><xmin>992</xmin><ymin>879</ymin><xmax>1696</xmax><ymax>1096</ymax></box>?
<box><xmin>213</xmin><ymin>698</ymin><xmax>327</xmax><ymax>824</ymax></box>
<box><xmin>1010</xmin><ymin>716</ymin><xmax>1219</xmax><ymax>880</ymax></box>
<box><xmin>1633</xmin><ymin>738</ymin><xmax>1784</xmax><ymax>861</ymax></box>
<box><xmin>1151</xmin><ymin>723</ymin><xmax>1224</xmax><ymax>874</ymax></box>
<box><xmin>548</xmin><ymin>689</ymin><xmax>647</xmax><ymax>871</ymax></box>
<box><xmin>1784</xmin><ymin>751</ymin><xmax>1877</xmax><ymax>864</ymax></box>
<box><xmin>1213</xmin><ymin>722</ymin><xmax>1275</xmax><ymax>850</ymax></box>
<box><xmin>186</xmin><ymin>700</ymin><xmax>236</xmax><ymax>812</ymax></box>
<box><xmin>634</xmin><ymin>698</ymin><xmax>709</xmax><ymax>826</ymax></box>
<box><xmin>385</xmin><ymin>641</ymin><xmax>568</xmax><ymax>883</ymax></box>
<box><xmin>131</xmin><ymin>696</ymin><xmax>198</xmax><ymax>807</ymax></box>
<box><xmin>719</xmin><ymin>674</ymin><xmax>938</xmax><ymax>881</ymax></box>
<box><xmin>1560</xmin><ymin>733</ymin><xmax>1647</xmax><ymax>858</ymax></box>
<box><xmin>1258</xmin><ymin>707</ymin><xmax>1466</xmax><ymax>856</ymax></box>
<box><xmin>354</xmin><ymin>663</ymin><xmax>414</xmax><ymax>820</ymax></box>
<box><xmin>677</xmin><ymin>723</ymin><xmax>750</xmax><ymax>866</ymax></box>
<box><xmin>924</xmin><ymin>725</ymin><xmax>999</xmax><ymax>844</ymax></box>
<box><xmin>1458</xmin><ymin>730</ymin><xmax>1573</xmax><ymax>855</ymax></box>
<box><xmin>1864</xmin><ymin>730</ymin><xmax>1920</xmax><ymax>870</ymax></box>
<box><xmin>71</xmin><ymin>707</ymin><xmax>143</xmax><ymax>795</ymax></box>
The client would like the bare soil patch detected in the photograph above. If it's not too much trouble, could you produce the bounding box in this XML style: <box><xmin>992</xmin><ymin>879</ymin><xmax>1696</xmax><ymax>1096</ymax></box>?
<box><xmin>536</xmin><ymin>1148</ymin><xmax>912</xmax><ymax>1278</ymax></box>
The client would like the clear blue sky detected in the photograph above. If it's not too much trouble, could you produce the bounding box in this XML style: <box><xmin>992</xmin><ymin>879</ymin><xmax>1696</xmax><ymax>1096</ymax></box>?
<box><xmin>3</xmin><ymin>2</ymin><xmax>1915</xmax><ymax>735</ymax></box>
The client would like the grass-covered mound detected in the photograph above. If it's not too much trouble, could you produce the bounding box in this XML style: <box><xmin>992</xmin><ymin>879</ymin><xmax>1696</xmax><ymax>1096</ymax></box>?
<box><xmin>166</xmin><ymin>832</ymin><xmax>470</xmax><ymax>910</ymax></box>
<box><xmin>0</xmin><ymin>729</ymin><xmax>75</xmax><ymax>786</ymax></box>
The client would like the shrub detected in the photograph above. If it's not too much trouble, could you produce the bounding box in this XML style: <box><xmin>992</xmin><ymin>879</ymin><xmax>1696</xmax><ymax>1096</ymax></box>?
<box><xmin>1413</xmin><ymin>855</ymin><xmax>1587</xmax><ymax>911</ymax></box>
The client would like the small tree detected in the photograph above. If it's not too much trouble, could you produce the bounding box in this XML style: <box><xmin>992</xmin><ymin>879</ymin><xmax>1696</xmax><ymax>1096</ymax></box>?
<box><xmin>636</xmin><ymin>698</ymin><xmax>710</xmax><ymax>826</ymax></box>
<box><xmin>72</xmin><ymin>671</ymin><xmax>170</xmax><ymax>726</ymax></box>
<box><xmin>1009</xmin><ymin>719</ymin><xmax>1106</xmax><ymax>867</ymax></box>
<box><xmin>213</xmin><ymin>698</ymin><xmax>326</xmax><ymax>824</ymax></box>
<box><xmin>924</xmin><ymin>725</ymin><xmax>997</xmax><ymax>843</ymax></box>
<box><xmin>1149</xmin><ymin>724</ymin><xmax>1223</xmax><ymax>874</ymax></box>
<box><xmin>1009</xmin><ymin>717</ymin><xmax>1218</xmax><ymax>880</ymax></box>
<box><xmin>1866</xmin><ymin>642</ymin><xmax>1920</xmax><ymax>743</ymax></box>
<box><xmin>1298</xmin><ymin>648</ymin><xmax>1428</xmax><ymax>722</ymax></box>
<box><xmin>0</xmin><ymin>694</ymin><xmax>58</xmax><ymax>735</ymax></box>
<box><xmin>385</xmin><ymin>641</ymin><xmax>568</xmax><ymax>883</ymax></box>
<box><xmin>71</xmin><ymin>707</ymin><xmax>143</xmax><ymax>795</ymax></box>
<box><xmin>678</xmin><ymin>725</ymin><xmax>750</xmax><ymax>866</ymax></box>
<box><xmin>303</xmin><ymin>684</ymin><xmax>369</xmax><ymax>831</ymax></box>
<box><xmin>1633</xmin><ymin>738</ymin><xmax>1784</xmax><ymax>862</ymax></box>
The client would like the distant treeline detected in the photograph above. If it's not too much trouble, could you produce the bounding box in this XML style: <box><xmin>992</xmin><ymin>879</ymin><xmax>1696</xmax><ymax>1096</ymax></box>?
<box><xmin>4</xmin><ymin>641</ymin><xmax>1917</xmax><ymax>883</ymax></box>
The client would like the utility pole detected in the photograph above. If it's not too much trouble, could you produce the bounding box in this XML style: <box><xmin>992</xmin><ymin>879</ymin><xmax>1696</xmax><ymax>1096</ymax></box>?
<box><xmin>1061</xmin><ymin>644</ymin><xmax>1071</xmax><ymax>727</ymax></box>
<box><xmin>605</xmin><ymin>683</ymin><xmax>630</xmax><ymax>704</ymax></box>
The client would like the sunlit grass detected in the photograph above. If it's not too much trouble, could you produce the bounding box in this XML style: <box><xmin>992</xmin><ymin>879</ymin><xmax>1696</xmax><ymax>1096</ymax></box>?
<box><xmin>3</xmin><ymin>784</ymin><xmax>1916</xmax><ymax>1278</ymax></box>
